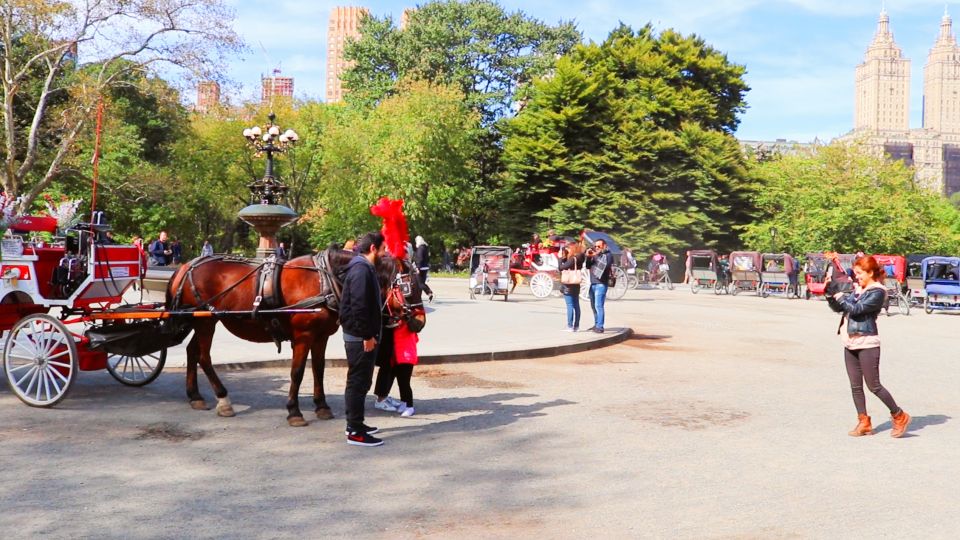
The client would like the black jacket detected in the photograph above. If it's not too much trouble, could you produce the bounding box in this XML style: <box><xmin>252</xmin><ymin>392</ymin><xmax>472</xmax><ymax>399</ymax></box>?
<box><xmin>586</xmin><ymin>249</ymin><xmax>615</xmax><ymax>285</ymax></box>
<box><xmin>415</xmin><ymin>244</ymin><xmax>430</xmax><ymax>270</ymax></box>
<box><xmin>558</xmin><ymin>254</ymin><xmax>585</xmax><ymax>295</ymax></box>
<box><xmin>339</xmin><ymin>256</ymin><xmax>382</xmax><ymax>341</ymax></box>
<box><xmin>827</xmin><ymin>284</ymin><xmax>885</xmax><ymax>335</ymax></box>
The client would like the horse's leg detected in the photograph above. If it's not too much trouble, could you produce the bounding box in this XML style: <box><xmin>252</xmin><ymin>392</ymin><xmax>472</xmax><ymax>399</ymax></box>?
<box><xmin>185</xmin><ymin>331</ymin><xmax>209</xmax><ymax>410</ymax></box>
<box><xmin>311</xmin><ymin>334</ymin><xmax>334</xmax><ymax>420</ymax></box>
<box><xmin>285</xmin><ymin>331</ymin><xmax>310</xmax><ymax>427</ymax></box>
<box><xmin>194</xmin><ymin>320</ymin><xmax>234</xmax><ymax>417</ymax></box>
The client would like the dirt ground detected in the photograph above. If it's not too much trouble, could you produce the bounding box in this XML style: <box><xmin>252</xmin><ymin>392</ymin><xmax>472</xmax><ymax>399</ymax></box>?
<box><xmin>1</xmin><ymin>286</ymin><xmax>958</xmax><ymax>539</ymax></box>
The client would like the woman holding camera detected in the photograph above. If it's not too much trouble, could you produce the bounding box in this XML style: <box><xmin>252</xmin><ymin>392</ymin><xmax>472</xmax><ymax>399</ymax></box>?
<box><xmin>827</xmin><ymin>255</ymin><xmax>911</xmax><ymax>438</ymax></box>
<box><xmin>558</xmin><ymin>245</ymin><xmax>585</xmax><ymax>332</ymax></box>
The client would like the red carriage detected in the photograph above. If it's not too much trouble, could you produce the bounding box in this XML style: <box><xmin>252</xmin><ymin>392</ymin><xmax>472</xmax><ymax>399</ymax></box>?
<box><xmin>508</xmin><ymin>237</ymin><xmax>571</xmax><ymax>298</ymax></box>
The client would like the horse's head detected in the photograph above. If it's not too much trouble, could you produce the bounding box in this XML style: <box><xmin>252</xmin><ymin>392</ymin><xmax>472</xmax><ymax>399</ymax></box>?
<box><xmin>376</xmin><ymin>254</ymin><xmax>426</xmax><ymax>333</ymax></box>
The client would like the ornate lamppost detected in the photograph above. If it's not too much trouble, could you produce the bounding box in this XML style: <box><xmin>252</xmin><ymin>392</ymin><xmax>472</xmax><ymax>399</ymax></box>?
<box><xmin>238</xmin><ymin>113</ymin><xmax>300</xmax><ymax>259</ymax></box>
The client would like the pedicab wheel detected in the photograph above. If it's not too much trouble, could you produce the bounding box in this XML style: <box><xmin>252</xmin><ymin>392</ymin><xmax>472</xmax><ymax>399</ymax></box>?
<box><xmin>713</xmin><ymin>280</ymin><xmax>723</xmax><ymax>295</ymax></box>
<box><xmin>897</xmin><ymin>294</ymin><xmax>910</xmax><ymax>316</ymax></box>
<box><xmin>530</xmin><ymin>272</ymin><xmax>554</xmax><ymax>299</ymax></box>
<box><xmin>760</xmin><ymin>284</ymin><xmax>769</xmax><ymax>298</ymax></box>
<box><xmin>608</xmin><ymin>267</ymin><xmax>628</xmax><ymax>300</ymax></box>
<box><xmin>107</xmin><ymin>348</ymin><xmax>167</xmax><ymax>386</ymax></box>
<box><xmin>690</xmin><ymin>282</ymin><xmax>699</xmax><ymax>294</ymax></box>
<box><xmin>924</xmin><ymin>295</ymin><xmax>933</xmax><ymax>314</ymax></box>
<box><xmin>805</xmin><ymin>288</ymin><xmax>811</xmax><ymax>300</ymax></box>
<box><xmin>3</xmin><ymin>314</ymin><xmax>78</xmax><ymax>407</ymax></box>
<box><xmin>626</xmin><ymin>275</ymin><xmax>639</xmax><ymax>290</ymax></box>
<box><xmin>666</xmin><ymin>277</ymin><xmax>674</xmax><ymax>290</ymax></box>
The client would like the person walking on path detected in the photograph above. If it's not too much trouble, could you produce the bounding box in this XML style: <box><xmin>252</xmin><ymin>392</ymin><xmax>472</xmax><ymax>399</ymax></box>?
<box><xmin>340</xmin><ymin>232</ymin><xmax>387</xmax><ymax>447</ymax></box>
<box><xmin>827</xmin><ymin>255</ymin><xmax>911</xmax><ymax>438</ymax></box>
<box><xmin>414</xmin><ymin>235</ymin><xmax>434</xmax><ymax>302</ymax></box>
<box><xmin>558</xmin><ymin>245</ymin><xmax>585</xmax><ymax>332</ymax></box>
<box><xmin>585</xmin><ymin>238</ymin><xmax>614</xmax><ymax>333</ymax></box>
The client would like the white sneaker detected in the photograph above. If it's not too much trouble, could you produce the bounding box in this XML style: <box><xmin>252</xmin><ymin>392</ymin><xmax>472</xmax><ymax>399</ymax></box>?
<box><xmin>384</xmin><ymin>396</ymin><xmax>405</xmax><ymax>408</ymax></box>
<box><xmin>400</xmin><ymin>406</ymin><xmax>415</xmax><ymax>417</ymax></box>
<box><xmin>374</xmin><ymin>399</ymin><xmax>399</xmax><ymax>412</ymax></box>
<box><xmin>563</xmin><ymin>327</ymin><xmax>574</xmax><ymax>332</ymax></box>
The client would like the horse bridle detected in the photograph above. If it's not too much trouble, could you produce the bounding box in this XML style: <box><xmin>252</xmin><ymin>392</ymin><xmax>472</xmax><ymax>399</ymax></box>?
<box><xmin>383</xmin><ymin>258</ymin><xmax>423</xmax><ymax>329</ymax></box>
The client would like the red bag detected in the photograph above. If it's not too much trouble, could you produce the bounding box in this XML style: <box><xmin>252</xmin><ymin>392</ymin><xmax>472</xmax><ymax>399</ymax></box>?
<box><xmin>393</xmin><ymin>323</ymin><xmax>419</xmax><ymax>366</ymax></box>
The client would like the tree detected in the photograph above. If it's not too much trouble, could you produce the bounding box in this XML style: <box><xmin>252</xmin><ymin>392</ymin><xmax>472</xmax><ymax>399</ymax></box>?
<box><xmin>1</xmin><ymin>0</ymin><xmax>241</xmax><ymax>210</ymax></box>
<box><xmin>743</xmin><ymin>142</ymin><xmax>960</xmax><ymax>254</ymax></box>
<box><xmin>341</xmin><ymin>0</ymin><xmax>580</xmax><ymax>122</ymax></box>
<box><xmin>305</xmin><ymin>81</ymin><xmax>485</xmax><ymax>246</ymax></box>
<box><xmin>502</xmin><ymin>24</ymin><xmax>755</xmax><ymax>254</ymax></box>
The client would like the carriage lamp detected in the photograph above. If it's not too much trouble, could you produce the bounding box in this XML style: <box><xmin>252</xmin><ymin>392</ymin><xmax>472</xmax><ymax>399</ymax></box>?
<box><xmin>242</xmin><ymin>112</ymin><xmax>299</xmax><ymax>206</ymax></box>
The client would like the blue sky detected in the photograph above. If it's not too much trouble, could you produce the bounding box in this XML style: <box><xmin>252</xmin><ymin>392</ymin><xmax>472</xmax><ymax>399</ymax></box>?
<box><xmin>223</xmin><ymin>1</ymin><xmax>960</xmax><ymax>142</ymax></box>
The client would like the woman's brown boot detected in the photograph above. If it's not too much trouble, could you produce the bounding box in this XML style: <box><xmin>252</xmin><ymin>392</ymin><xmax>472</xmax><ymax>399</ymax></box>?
<box><xmin>848</xmin><ymin>414</ymin><xmax>873</xmax><ymax>436</ymax></box>
<box><xmin>891</xmin><ymin>410</ymin><xmax>912</xmax><ymax>438</ymax></box>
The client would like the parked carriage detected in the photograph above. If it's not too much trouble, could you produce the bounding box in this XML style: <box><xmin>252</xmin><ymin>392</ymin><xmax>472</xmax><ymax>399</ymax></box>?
<box><xmin>873</xmin><ymin>254</ymin><xmax>909</xmax><ymax>316</ymax></box>
<box><xmin>687</xmin><ymin>250</ymin><xmax>727</xmax><ymax>294</ymax></box>
<box><xmin>508</xmin><ymin>238</ymin><xmax>568</xmax><ymax>299</ymax></box>
<box><xmin>0</xmin><ymin>218</ymin><xmax>180</xmax><ymax>407</ymax></box>
<box><xmin>906</xmin><ymin>253</ymin><xmax>935</xmax><ymax>304</ymax></box>
<box><xmin>803</xmin><ymin>253</ymin><xmax>830</xmax><ymax>299</ymax></box>
<box><xmin>728</xmin><ymin>251</ymin><xmax>762</xmax><ymax>295</ymax></box>
<box><xmin>759</xmin><ymin>253</ymin><xmax>799</xmax><ymax>298</ymax></box>
<box><xmin>468</xmin><ymin>245</ymin><xmax>512</xmax><ymax>301</ymax></box>
<box><xmin>921</xmin><ymin>256</ymin><xmax>960</xmax><ymax>314</ymax></box>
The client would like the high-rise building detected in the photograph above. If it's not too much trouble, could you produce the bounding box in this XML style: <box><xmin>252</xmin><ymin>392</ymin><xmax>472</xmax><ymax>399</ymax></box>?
<box><xmin>326</xmin><ymin>6</ymin><xmax>368</xmax><ymax>103</ymax></box>
<box><xmin>262</xmin><ymin>71</ymin><xmax>294</xmax><ymax>103</ymax></box>
<box><xmin>845</xmin><ymin>9</ymin><xmax>960</xmax><ymax>196</ymax></box>
<box><xmin>924</xmin><ymin>11</ymin><xmax>960</xmax><ymax>133</ymax></box>
<box><xmin>854</xmin><ymin>9</ymin><xmax>911</xmax><ymax>132</ymax></box>
<box><xmin>196</xmin><ymin>81</ymin><xmax>220</xmax><ymax>113</ymax></box>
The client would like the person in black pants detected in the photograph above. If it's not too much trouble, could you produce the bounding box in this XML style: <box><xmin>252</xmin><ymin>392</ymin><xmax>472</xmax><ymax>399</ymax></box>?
<box><xmin>373</xmin><ymin>326</ymin><xmax>416</xmax><ymax>416</ymax></box>
<box><xmin>341</xmin><ymin>232</ymin><xmax>386</xmax><ymax>447</ymax></box>
<box><xmin>414</xmin><ymin>235</ymin><xmax>434</xmax><ymax>302</ymax></box>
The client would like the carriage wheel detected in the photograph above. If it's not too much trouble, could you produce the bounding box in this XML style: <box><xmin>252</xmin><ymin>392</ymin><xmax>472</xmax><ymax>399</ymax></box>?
<box><xmin>3</xmin><ymin>314</ymin><xmax>78</xmax><ymax>407</ymax></box>
<box><xmin>530</xmin><ymin>272</ymin><xmax>554</xmax><ymax>299</ymax></box>
<box><xmin>626</xmin><ymin>275</ymin><xmax>639</xmax><ymax>290</ymax></box>
<box><xmin>579</xmin><ymin>280</ymin><xmax>590</xmax><ymax>301</ymax></box>
<box><xmin>897</xmin><ymin>294</ymin><xmax>910</xmax><ymax>316</ymax></box>
<box><xmin>608</xmin><ymin>267</ymin><xmax>628</xmax><ymax>300</ymax></box>
<box><xmin>107</xmin><ymin>349</ymin><xmax>167</xmax><ymax>386</ymax></box>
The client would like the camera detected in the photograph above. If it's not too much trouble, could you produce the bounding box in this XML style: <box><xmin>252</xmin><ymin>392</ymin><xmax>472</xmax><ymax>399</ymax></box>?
<box><xmin>825</xmin><ymin>279</ymin><xmax>853</xmax><ymax>296</ymax></box>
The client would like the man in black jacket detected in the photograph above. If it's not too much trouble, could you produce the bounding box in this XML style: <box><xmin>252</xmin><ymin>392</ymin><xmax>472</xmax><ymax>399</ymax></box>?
<box><xmin>585</xmin><ymin>239</ymin><xmax>615</xmax><ymax>333</ymax></box>
<box><xmin>341</xmin><ymin>232</ymin><xmax>386</xmax><ymax>447</ymax></box>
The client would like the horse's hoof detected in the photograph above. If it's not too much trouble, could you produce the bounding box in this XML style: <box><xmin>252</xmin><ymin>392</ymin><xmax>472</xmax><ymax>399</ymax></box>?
<box><xmin>315</xmin><ymin>408</ymin><xmax>334</xmax><ymax>420</ymax></box>
<box><xmin>190</xmin><ymin>400</ymin><xmax>210</xmax><ymax>411</ymax></box>
<box><xmin>288</xmin><ymin>416</ymin><xmax>308</xmax><ymax>427</ymax></box>
<box><xmin>216</xmin><ymin>397</ymin><xmax>235</xmax><ymax>417</ymax></box>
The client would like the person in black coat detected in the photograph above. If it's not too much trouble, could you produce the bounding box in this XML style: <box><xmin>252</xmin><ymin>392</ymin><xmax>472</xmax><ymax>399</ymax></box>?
<box><xmin>558</xmin><ymin>245</ymin><xmax>585</xmax><ymax>331</ymax></box>
<box><xmin>414</xmin><ymin>235</ymin><xmax>434</xmax><ymax>302</ymax></box>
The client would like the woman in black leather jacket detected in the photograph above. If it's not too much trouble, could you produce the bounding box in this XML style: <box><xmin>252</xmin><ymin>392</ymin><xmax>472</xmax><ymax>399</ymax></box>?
<box><xmin>827</xmin><ymin>255</ymin><xmax>911</xmax><ymax>438</ymax></box>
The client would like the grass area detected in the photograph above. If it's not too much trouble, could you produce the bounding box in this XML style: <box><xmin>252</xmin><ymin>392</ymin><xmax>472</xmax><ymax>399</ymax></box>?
<box><xmin>432</xmin><ymin>270</ymin><xmax>470</xmax><ymax>279</ymax></box>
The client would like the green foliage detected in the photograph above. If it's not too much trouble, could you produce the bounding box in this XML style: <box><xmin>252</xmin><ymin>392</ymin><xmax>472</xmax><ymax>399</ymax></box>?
<box><xmin>342</xmin><ymin>0</ymin><xmax>580</xmax><ymax>122</ymax></box>
<box><xmin>502</xmin><ymin>24</ymin><xmax>754</xmax><ymax>255</ymax></box>
<box><xmin>744</xmin><ymin>143</ymin><xmax>960</xmax><ymax>254</ymax></box>
<box><xmin>306</xmin><ymin>81</ymin><xmax>486</xmax><ymax>248</ymax></box>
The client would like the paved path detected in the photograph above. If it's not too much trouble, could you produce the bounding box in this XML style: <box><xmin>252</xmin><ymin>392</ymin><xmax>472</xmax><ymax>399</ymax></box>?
<box><xmin>2</xmin><ymin>283</ymin><xmax>958</xmax><ymax>538</ymax></box>
<box><xmin>129</xmin><ymin>277</ymin><xmax>630</xmax><ymax>368</ymax></box>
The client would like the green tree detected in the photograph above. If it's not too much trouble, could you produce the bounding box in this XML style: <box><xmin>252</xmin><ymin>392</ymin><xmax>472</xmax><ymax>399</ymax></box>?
<box><xmin>306</xmin><ymin>81</ymin><xmax>485</xmax><ymax>247</ymax></box>
<box><xmin>342</xmin><ymin>0</ymin><xmax>580</xmax><ymax>122</ymax></box>
<box><xmin>743</xmin><ymin>142</ymin><xmax>960</xmax><ymax>254</ymax></box>
<box><xmin>502</xmin><ymin>24</ymin><xmax>755</xmax><ymax>254</ymax></box>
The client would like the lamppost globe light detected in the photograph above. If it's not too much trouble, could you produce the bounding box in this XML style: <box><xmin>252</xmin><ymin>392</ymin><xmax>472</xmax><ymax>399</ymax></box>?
<box><xmin>284</xmin><ymin>129</ymin><xmax>298</xmax><ymax>141</ymax></box>
<box><xmin>262</xmin><ymin>133</ymin><xmax>271</xmax><ymax>142</ymax></box>
<box><xmin>251</xmin><ymin>126</ymin><xmax>262</xmax><ymax>137</ymax></box>
<box><xmin>243</xmin><ymin>128</ymin><xmax>252</xmax><ymax>138</ymax></box>
<box><xmin>279</xmin><ymin>134</ymin><xmax>289</xmax><ymax>143</ymax></box>
<box><xmin>268</xmin><ymin>125</ymin><xmax>280</xmax><ymax>136</ymax></box>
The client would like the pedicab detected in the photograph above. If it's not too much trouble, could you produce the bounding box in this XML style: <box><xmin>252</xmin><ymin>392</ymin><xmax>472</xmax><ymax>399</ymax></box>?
<box><xmin>759</xmin><ymin>253</ymin><xmax>799</xmax><ymax>298</ymax></box>
<box><xmin>873</xmin><ymin>254</ymin><xmax>909</xmax><ymax>316</ymax></box>
<box><xmin>906</xmin><ymin>253</ymin><xmax>935</xmax><ymax>305</ymax></box>
<box><xmin>578</xmin><ymin>230</ymin><xmax>629</xmax><ymax>301</ymax></box>
<box><xmin>921</xmin><ymin>256</ymin><xmax>960</xmax><ymax>314</ymax></box>
<box><xmin>803</xmin><ymin>253</ymin><xmax>830</xmax><ymax>299</ymax></box>
<box><xmin>687</xmin><ymin>250</ymin><xmax>727</xmax><ymax>294</ymax></box>
<box><xmin>728</xmin><ymin>251</ymin><xmax>762</xmax><ymax>295</ymax></box>
<box><xmin>468</xmin><ymin>245</ymin><xmax>512</xmax><ymax>301</ymax></box>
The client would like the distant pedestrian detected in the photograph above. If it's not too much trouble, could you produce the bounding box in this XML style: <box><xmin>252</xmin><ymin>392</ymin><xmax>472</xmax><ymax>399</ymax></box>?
<box><xmin>275</xmin><ymin>242</ymin><xmax>287</xmax><ymax>260</ymax></box>
<box><xmin>585</xmin><ymin>239</ymin><xmax>614</xmax><ymax>333</ymax></box>
<box><xmin>827</xmin><ymin>255</ymin><xmax>911</xmax><ymax>438</ymax></box>
<box><xmin>170</xmin><ymin>237</ymin><xmax>183</xmax><ymax>264</ymax></box>
<box><xmin>558</xmin><ymin>245</ymin><xmax>585</xmax><ymax>332</ymax></box>
<box><xmin>341</xmin><ymin>232</ymin><xmax>386</xmax><ymax>447</ymax></box>
<box><xmin>148</xmin><ymin>231</ymin><xmax>172</xmax><ymax>266</ymax></box>
<box><xmin>201</xmin><ymin>240</ymin><xmax>214</xmax><ymax>257</ymax></box>
<box><xmin>414</xmin><ymin>235</ymin><xmax>434</xmax><ymax>302</ymax></box>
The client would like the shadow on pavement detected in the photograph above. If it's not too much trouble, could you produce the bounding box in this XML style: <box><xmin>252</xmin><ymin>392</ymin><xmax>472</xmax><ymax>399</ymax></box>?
<box><xmin>872</xmin><ymin>414</ymin><xmax>950</xmax><ymax>436</ymax></box>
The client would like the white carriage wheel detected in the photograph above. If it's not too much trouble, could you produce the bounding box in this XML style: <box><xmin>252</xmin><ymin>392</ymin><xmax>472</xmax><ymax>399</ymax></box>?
<box><xmin>4</xmin><ymin>314</ymin><xmax>78</xmax><ymax>407</ymax></box>
<box><xmin>608</xmin><ymin>267</ymin><xmax>628</xmax><ymax>300</ymax></box>
<box><xmin>530</xmin><ymin>272</ymin><xmax>554</xmax><ymax>298</ymax></box>
<box><xmin>107</xmin><ymin>348</ymin><xmax>167</xmax><ymax>387</ymax></box>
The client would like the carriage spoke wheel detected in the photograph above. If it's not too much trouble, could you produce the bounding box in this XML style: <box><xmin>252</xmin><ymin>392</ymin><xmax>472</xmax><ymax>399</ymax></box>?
<box><xmin>107</xmin><ymin>349</ymin><xmax>167</xmax><ymax>386</ymax></box>
<box><xmin>609</xmin><ymin>267</ymin><xmax>628</xmax><ymax>300</ymax></box>
<box><xmin>3</xmin><ymin>314</ymin><xmax>78</xmax><ymax>407</ymax></box>
<box><xmin>530</xmin><ymin>272</ymin><xmax>554</xmax><ymax>299</ymax></box>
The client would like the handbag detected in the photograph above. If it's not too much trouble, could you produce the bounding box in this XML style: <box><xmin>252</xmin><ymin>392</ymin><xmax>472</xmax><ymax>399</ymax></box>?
<box><xmin>561</xmin><ymin>258</ymin><xmax>582</xmax><ymax>285</ymax></box>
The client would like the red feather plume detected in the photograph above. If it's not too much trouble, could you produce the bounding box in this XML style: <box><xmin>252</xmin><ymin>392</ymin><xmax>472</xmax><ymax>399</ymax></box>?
<box><xmin>369</xmin><ymin>197</ymin><xmax>409</xmax><ymax>258</ymax></box>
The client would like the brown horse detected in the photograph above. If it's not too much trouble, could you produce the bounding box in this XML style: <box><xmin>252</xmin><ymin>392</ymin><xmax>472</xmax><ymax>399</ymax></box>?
<box><xmin>165</xmin><ymin>250</ymin><xmax>425</xmax><ymax>425</ymax></box>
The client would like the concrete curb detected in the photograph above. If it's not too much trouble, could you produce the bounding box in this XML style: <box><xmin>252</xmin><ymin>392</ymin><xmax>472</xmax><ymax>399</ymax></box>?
<box><xmin>165</xmin><ymin>327</ymin><xmax>634</xmax><ymax>372</ymax></box>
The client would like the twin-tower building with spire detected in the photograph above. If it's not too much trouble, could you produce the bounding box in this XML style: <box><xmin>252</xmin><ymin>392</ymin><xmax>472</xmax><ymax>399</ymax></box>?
<box><xmin>850</xmin><ymin>9</ymin><xmax>960</xmax><ymax>196</ymax></box>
